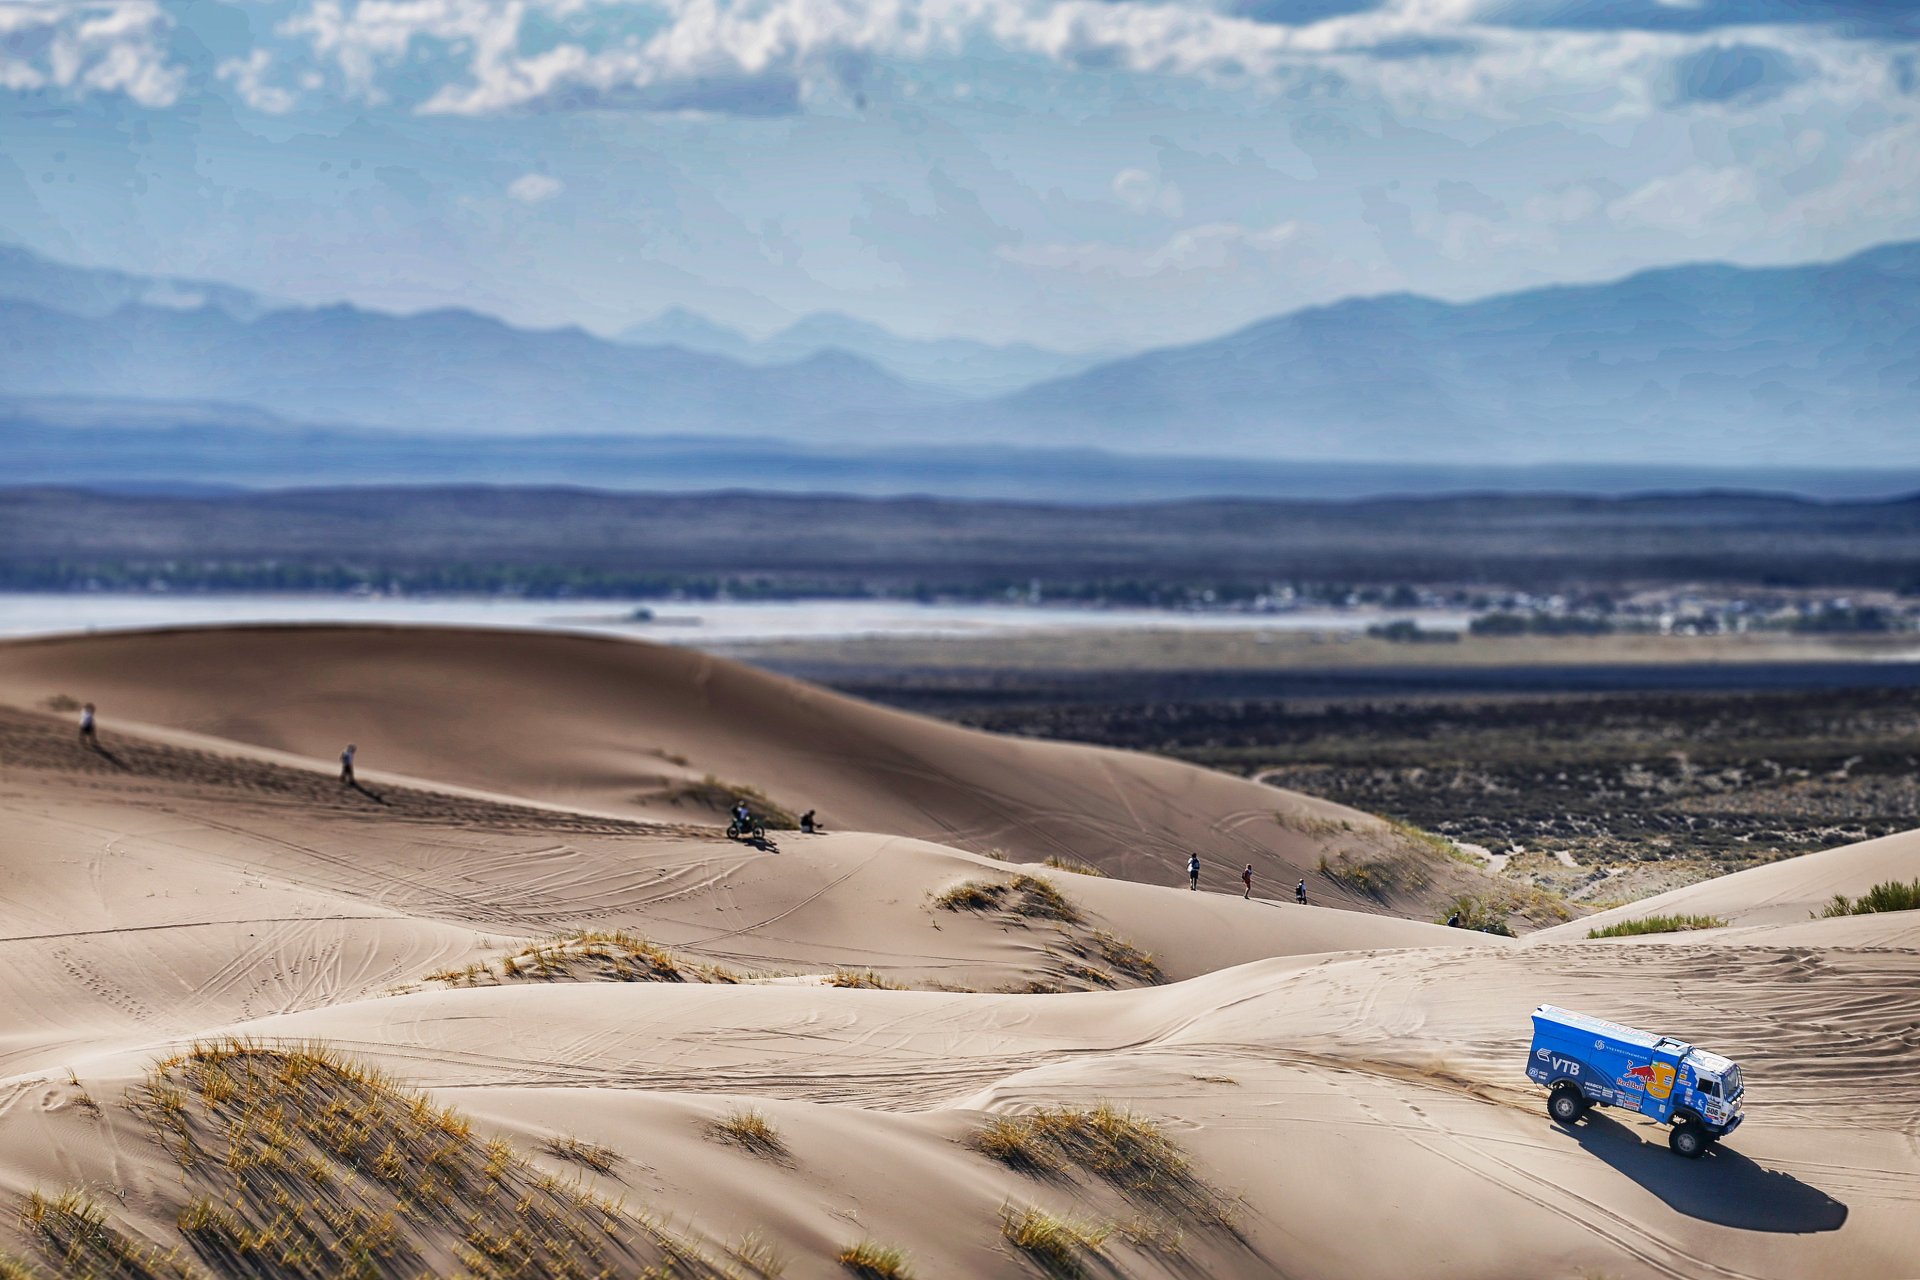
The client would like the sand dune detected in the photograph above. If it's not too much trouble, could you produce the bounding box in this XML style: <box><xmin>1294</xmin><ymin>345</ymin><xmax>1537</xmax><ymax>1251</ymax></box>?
<box><xmin>0</xmin><ymin>624</ymin><xmax>1505</xmax><ymax>917</ymax></box>
<box><xmin>2</xmin><ymin>625</ymin><xmax>1917</xmax><ymax>1279</ymax></box>
<box><xmin>1536</xmin><ymin>827</ymin><xmax>1920</xmax><ymax>940</ymax></box>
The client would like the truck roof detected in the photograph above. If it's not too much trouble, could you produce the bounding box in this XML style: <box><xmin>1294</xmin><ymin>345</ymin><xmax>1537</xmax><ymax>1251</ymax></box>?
<box><xmin>1533</xmin><ymin>1004</ymin><xmax>1682</xmax><ymax>1054</ymax></box>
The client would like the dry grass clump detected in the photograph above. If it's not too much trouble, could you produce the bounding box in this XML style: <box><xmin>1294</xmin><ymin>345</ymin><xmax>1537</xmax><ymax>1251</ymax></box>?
<box><xmin>1088</xmin><ymin>932</ymin><xmax>1161</xmax><ymax>984</ymax></box>
<box><xmin>1587</xmin><ymin>913</ymin><xmax>1728</xmax><ymax>938</ymax></box>
<box><xmin>1316</xmin><ymin>849</ymin><xmax>1429</xmax><ymax>899</ymax></box>
<box><xmin>837</xmin><ymin>1238</ymin><xmax>913</xmax><ymax>1278</ymax></box>
<box><xmin>431</xmin><ymin>931</ymin><xmax>745</xmax><ymax>988</ymax></box>
<box><xmin>0</xmin><ymin>1250</ymin><xmax>47</xmax><ymax>1279</ymax></box>
<box><xmin>1042</xmin><ymin>857</ymin><xmax>1106</xmax><ymax>877</ymax></box>
<box><xmin>542</xmin><ymin>1135</ymin><xmax>622</xmax><ymax>1175</ymax></box>
<box><xmin>972</xmin><ymin>1105</ymin><xmax>1229</xmax><ymax>1226</ymax></box>
<box><xmin>659</xmin><ymin>776</ymin><xmax>797</xmax><ymax>829</ymax></box>
<box><xmin>1000</xmin><ymin>1204</ymin><xmax>1110</xmax><ymax>1278</ymax></box>
<box><xmin>710</xmin><ymin>1107</ymin><xmax>787</xmax><ymax>1160</ymax></box>
<box><xmin>19</xmin><ymin>1189</ymin><xmax>197</xmax><ymax>1278</ymax></box>
<box><xmin>123</xmin><ymin>1037</ymin><xmax>744</xmax><ymax>1279</ymax></box>
<box><xmin>933</xmin><ymin>875</ymin><xmax>1081</xmax><ymax>924</ymax></box>
<box><xmin>825</xmin><ymin>969</ymin><xmax>905</xmax><ymax>990</ymax></box>
<box><xmin>1820</xmin><ymin>878</ymin><xmax>1920</xmax><ymax>917</ymax></box>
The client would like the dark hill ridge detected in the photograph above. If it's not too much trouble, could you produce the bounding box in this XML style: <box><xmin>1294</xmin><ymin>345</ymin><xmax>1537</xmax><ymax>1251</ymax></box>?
<box><xmin>6</xmin><ymin>484</ymin><xmax>1920</xmax><ymax>590</ymax></box>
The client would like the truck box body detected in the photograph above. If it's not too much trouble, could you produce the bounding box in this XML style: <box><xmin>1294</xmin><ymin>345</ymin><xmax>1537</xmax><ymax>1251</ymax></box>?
<box><xmin>1527</xmin><ymin>1005</ymin><xmax>1744</xmax><ymax>1137</ymax></box>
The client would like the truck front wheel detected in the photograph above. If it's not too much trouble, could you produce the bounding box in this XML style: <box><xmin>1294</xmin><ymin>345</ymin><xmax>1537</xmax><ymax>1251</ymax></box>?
<box><xmin>1549</xmin><ymin>1085</ymin><xmax>1586</xmax><ymax>1124</ymax></box>
<box><xmin>1669</xmin><ymin>1122</ymin><xmax>1707</xmax><ymax>1158</ymax></box>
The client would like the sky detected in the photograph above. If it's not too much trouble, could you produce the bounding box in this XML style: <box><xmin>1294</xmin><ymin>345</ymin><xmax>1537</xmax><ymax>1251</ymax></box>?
<box><xmin>1</xmin><ymin>0</ymin><xmax>1917</xmax><ymax>349</ymax></box>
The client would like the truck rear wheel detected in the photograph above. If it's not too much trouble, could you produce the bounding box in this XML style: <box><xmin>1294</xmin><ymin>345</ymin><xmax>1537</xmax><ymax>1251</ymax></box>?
<box><xmin>1669</xmin><ymin>1122</ymin><xmax>1707</xmax><ymax>1158</ymax></box>
<box><xmin>1549</xmin><ymin>1085</ymin><xmax>1586</xmax><ymax>1124</ymax></box>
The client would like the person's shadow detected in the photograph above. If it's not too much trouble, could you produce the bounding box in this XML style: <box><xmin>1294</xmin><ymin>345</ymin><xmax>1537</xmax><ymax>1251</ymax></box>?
<box><xmin>84</xmin><ymin>740</ymin><xmax>130</xmax><ymax>770</ymax></box>
<box><xmin>1560</xmin><ymin>1110</ymin><xmax>1847</xmax><ymax>1232</ymax></box>
<box><xmin>343</xmin><ymin>779</ymin><xmax>388</xmax><ymax>806</ymax></box>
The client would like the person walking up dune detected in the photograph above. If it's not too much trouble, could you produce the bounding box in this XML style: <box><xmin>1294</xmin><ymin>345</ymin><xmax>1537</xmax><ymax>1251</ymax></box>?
<box><xmin>1187</xmin><ymin>853</ymin><xmax>1200</xmax><ymax>891</ymax></box>
<box><xmin>1242</xmin><ymin>863</ymin><xmax>1254</xmax><ymax>898</ymax></box>
<box><xmin>79</xmin><ymin>703</ymin><xmax>97</xmax><ymax>748</ymax></box>
<box><xmin>340</xmin><ymin>744</ymin><xmax>357</xmax><ymax>787</ymax></box>
<box><xmin>1295</xmin><ymin>878</ymin><xmax>1308</xmax><ymax>905</ymax></box>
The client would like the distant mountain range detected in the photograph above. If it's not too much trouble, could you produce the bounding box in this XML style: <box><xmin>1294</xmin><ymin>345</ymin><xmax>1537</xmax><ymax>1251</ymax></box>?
<box><xmin>617</xmin><ymin>308</ymin><xmax>1108</xmax><ymax>394</ymax></box>
<box><xmin>986</xmin><ymin>240</ymin><xmax>1920</xmax><ymax>463</ymax></box>
<box><xmin>0</xmin><ymin>290</ymin><xmax>951</xmax><ymax>437</ymax></box>
<box><xmin>4</xmin><ymin>239</ymin><xmax>1917</xmax><ymax>468</ymax></box>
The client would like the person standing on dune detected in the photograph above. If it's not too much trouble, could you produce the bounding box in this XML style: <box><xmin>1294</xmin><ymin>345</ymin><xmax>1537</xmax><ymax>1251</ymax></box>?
<box><xmin>340</xmin><ymin>744</ymin><xmax>357</xmax><ymax>787</ymax></box>
<box><xmin>1242</xmin><ymin>863</ymin><xmax>1254</xmax><ymax>898</ymax></box>
<box><xmin>1295</xmin><ymin>878</ymin><xmax>1308</xmax><ymax>905</ymax></box>
<box><xmin>1187</xmin><ymin>853</ymin><xmax>1201</xmax><ymax>891</ymax></box>
<box><xmin>79</xmin><ymin>703</ymin><xmax>97</xmax><ymax>748</ymax></box>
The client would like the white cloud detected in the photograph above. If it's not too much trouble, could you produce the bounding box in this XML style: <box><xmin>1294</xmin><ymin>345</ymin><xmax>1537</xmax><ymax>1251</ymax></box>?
<box><xmin>1002</xmin><ymin>219</ymin><xmax>1312</xmax><ymax>277</ymax></box>
<box><xmin>219</xmin><ymin>49</ymin><xmax>299</xmax><ymax>113</ymax></box>
<box><xmin>0</xmin><ymin>0</ymin><xmax>184</xmax><ymax>107</ymax></box>
<box><xmin>1607</xmin><ymin>165</ymin><xmax>1761</xmax><ymax>234</ymax></box>
<box><xmin>507</xmin><ymin>172</ymin><xmax>565</xmax><ymax>203</ymax></box>
<box><xmin>1112</xmin><ymin>167</ymin><xmax>1185</xmax><ymax>217</ymax></box>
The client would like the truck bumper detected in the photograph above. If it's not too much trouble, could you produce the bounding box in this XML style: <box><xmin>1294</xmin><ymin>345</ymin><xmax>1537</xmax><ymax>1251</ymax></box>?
<box><xmin>1716</xmin><ymin>1113</ymin><xmax>1743</xmax><ymax>1137</ymax></box>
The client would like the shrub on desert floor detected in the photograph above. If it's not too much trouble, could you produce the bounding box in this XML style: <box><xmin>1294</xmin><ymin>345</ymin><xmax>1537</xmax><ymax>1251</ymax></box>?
<box><xmin>933</xmin><ymin>875</ymin><xmax>1081</xmax><ymax>923</ymax></box>
<box><xmin>1587</xmin><ymin>913</ymin><xmax>1727</xmax><ymax>938</ymax></box>
<box><xmin>1820</xmin><ymin>878</ymin><xmax>1920</xmax><ymax>918</ymax></box>
<box><xmin>710</xmin><ymin>1107</ymin><xmax>788</xmax><ymax>1159</ymax></box>
<box><xmin>1000</xmin><ymin>1204</ymin><xmax>1111</xmax><ymax>1278</ymax></box>
<box><xmin>837</xmin><ymin>1238</ymin><xmax>913</xmax><ymax>1278</ymax></box>
<box><xmin>104</xmin><ymin>1037</ymin><xmax>770</xmax><ymax>1280</ymax></box>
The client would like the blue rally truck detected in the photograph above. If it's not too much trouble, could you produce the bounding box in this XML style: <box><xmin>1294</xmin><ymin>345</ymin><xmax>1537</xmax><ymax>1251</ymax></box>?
<box><xmin>1527</xmin><ymin>1004</ymin><xmax>1744</xmax><ymax>1158</ymax></box>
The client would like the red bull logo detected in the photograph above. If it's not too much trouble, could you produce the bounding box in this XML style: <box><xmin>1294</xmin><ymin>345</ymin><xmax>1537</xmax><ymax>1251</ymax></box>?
<box><xmin>1618</xmin><ymin>1063</ymin><xmax>1676</xmax><ymax>1100</ymax></box>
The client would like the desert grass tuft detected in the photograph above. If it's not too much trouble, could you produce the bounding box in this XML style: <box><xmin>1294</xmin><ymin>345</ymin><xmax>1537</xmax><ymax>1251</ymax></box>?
<box><xmin>19</xmin><ymin>1188</ymin><xmax>198</xmax><ymax>1279</ymax></box>
<box><xmin>542</xmin><ymin>1135</ymin><xmax>622</xmax><ymax>1175</ymax></box>
<box><xmin>432</xmin><ymin>930</ymin><xmax>748</xmax><ymax>988</ymax></box>
<box><xmin>1042</xmin><ymin>856</ymin><xmax>1106</xmax><ymax>877</ymax></box>
<box><xmin>934</xmin><ymin>875</ymin><xmax>1080</xmax><ymax>923</ymax></box>
<box><xmin>971</xmin><ymin>1104</ymin><xmax>1232</xmax><ymax>1226</ymax></box>
<box><xmin>1820</xmin><ymin>878</ymin><xmax>1920</xmax><ymax>918</ymax></box>
<box><xmin>123</xmin><ymin>1037</ymin><xmax>737</xmax><ymax>1279</ymax></box>
<box><xmin>1000</xmin><ymin>1204</ymin><xmax>1110</xmax><ymax>1278</ymax></box>
<box><xmin>837</xmin><ymin>1238</ymin><xmax>913</xmax><ymax>1278</ymax></box>
<box><xmin>710</xmin><ymin>1107</ymin><xmax>787</xmax><ymax>1159</ymax></box>
<box><xmin>1586</xmin><ymin>913</ymin><xmax>1728</xmax><ymax>938</ymax></box>
<box><xmin>825</xmin><ymin>969</ymin><xmax>905</xmax><ymax>990</ymax></box>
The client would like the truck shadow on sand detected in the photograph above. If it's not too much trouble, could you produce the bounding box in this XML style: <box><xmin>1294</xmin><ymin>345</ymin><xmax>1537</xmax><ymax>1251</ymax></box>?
<box><xmin>1561</xmin><ymin>1112</ymin><xmax>1847</xmax><ymax>1232</ymax></box>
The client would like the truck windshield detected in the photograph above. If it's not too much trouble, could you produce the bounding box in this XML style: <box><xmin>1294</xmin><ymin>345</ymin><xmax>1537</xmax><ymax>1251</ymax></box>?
<box><xmin>1726</xmin><ymin>1065</ymin><xmax>1743</xmax><ymax>1096</ymax></box>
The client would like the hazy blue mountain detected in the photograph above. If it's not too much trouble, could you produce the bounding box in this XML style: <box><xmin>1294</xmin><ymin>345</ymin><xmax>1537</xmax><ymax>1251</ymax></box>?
<box><xmin>991</xmin><ymin>240</ymin><xmax>1920</xmax><ymax>465</ymax></box>
<box><xmin>619</xmin><ymin>308</ymin><xmax>1105</xmax><ymax>394</ymax></box>
<box><xmin>615</xmin><ymin>307</ymin><xmax>759</xmax><ymax>362</ymax></box>
<box><xmin>0</xmin><ymin>244</ymin><xmax>278</xmax><ymax>320</ymax></box>
<box><xmin>0</xmin><ymin>296</ymin><xmax>952</xmax><ymax>436</ymax></box>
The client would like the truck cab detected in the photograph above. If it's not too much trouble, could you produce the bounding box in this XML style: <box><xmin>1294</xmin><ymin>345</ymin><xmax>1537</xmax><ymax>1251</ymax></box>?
<box><xmin>1526</xmin><ymin>1005</ymin><xmax>1744</xmax><ymax>1158</ymax></box>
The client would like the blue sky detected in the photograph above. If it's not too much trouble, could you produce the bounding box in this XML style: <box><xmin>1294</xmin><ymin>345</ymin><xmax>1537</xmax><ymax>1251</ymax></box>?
<box><xmin>2</xmin><ymin>0</ymin><xmax>1917</xmax><ymax>348</ymax></box>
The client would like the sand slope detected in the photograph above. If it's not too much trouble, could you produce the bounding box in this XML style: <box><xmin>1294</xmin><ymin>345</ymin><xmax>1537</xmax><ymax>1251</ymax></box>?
<box><xmin>1</xmin><ymin>625</ymin><xmax>1917</xmax><ymax>1279</ymax></box>
<box><xmin>1536</xmin><ymin>828</ymin><xmax>1920</xmax><ymax>940</ymax></box>
<box><xmin>0</xmin><ymin>625</ymin><xmax>1504</xmax><ymax>917</ymax></box>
